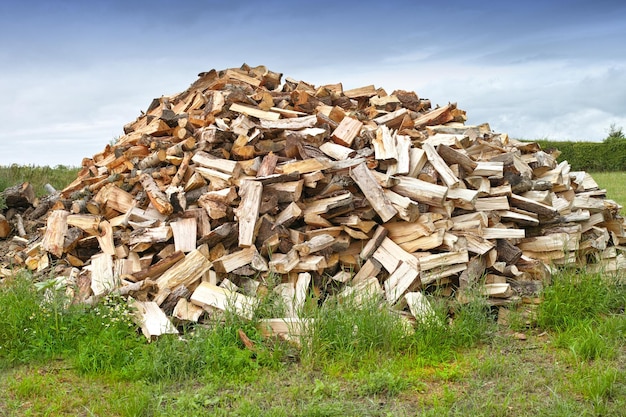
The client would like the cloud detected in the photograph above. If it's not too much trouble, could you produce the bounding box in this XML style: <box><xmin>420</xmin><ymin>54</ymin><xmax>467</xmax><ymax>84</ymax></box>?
<box><xmin>2</xmin><ymin>1</ymin><xmax>626</xmax><ymax>166</ymax></box>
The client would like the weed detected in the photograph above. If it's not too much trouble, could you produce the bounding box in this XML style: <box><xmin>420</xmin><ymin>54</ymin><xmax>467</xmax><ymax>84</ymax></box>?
<box><xmin>555</xmin><ymin>320</ymin><xmax>617</xmax><ymax>361</ymax></box>
<box><xmin>0</xmin><ymin>271</ymin><xmax>87</xmax><ymax>365</ymax></box>
<box><xmin>448</xmin><ymin>292</ymin><xmax>497</xmax><ymax>348</ymax></box>
<box><xmin>312</xmin><ymin>378</ymin><xmax>342</xmax><ymax>399</ymax></box>
<box><xmin>357</xmin><ymin>369</ymin><xmax>408</xmax><ymax>397</ymax></box>
<box><xmin>537</xmin><ymin>270</ymin><xmax>625</xmax><ymax>331</ymax></box>
<box><xmin>575</xmin><ymin>365</ymin><xmax>620</xmax><ymax>401</ymax></box>
<box><xmin>407</xmin><ymin>295</ymin><xmax>456</xmax><ymax>363</ymax></box>
<box><xmin>300</xmin><ymin>291</ymin><xmax>411</xmax><ymax>366</ymax></box>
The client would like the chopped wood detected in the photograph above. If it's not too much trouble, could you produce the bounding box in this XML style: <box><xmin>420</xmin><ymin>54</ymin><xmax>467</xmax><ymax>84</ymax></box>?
<box><xmin>359</xmin><ymin>225</ymin><xmax>388</xmax><ymax>260</ymax></box>
<box><xmin>139</xmin><ymin>173</ymin><xmax>173</xmax><ymax>215</ymax></box>
<box><xmin>41</xmin><ymin>210</ymin><xmax>69</xmax><ymax>257</ymax></box>
<box><xmin>472</xmin><ymin>161</ymin><xmax>504</xmax><ymax>177</ymax></box>
<box><xmin>423</xmin><ymin>143</ymin><xmax>460</xmax><ymax>188</ymax></box>
<box><xmin>349</xmin><ymin>162</ymin><xmax>398</xmax><ymax>222</ymax></box>
<box><xmin>213</xmin><ymin>246</ymin><xmax>259</xmax><ymax>274</ymax></box>
<box><xmin>259</xmin><ymin>114</ymin><xmax>317</xmax><ymax>130</ymax></box>
<box><xmin>190</xmin><ymin>281</ymin><xmax>257</xmax><ymax>320</ymax></box>
<box><xmin>132</xmin><ymin>250</ymin><xmax>185</xmax><ymax>281</ymax></box>
<box><xmin>236</xmin><ymin>180</ymin><xmax>263</xmax><ymax>247</ymax></box>
<box><xmin>132</xmin><ymin>299</ymin><xmax>179</xmax><ymax>339</ymax></box>
<box><xmin>259</xmin><ymin>317</ymin><xmax>311</xmax><ymax>344</ymax></box>
<box><xmin>387</xmin><ymin>134</ymin><xmax>411</xmax><ymax>175</ymax></box>
<box><xmin>170</xmin><ymin>217</ymin><xmax>197</xmax><ymax>253</ymax></box>
<box><xmin>7</xmin><ymin>63</ymin><xmax>624</xmax><ymax>341</ymax></box>
<box><xmin>510</xmin><ymin>194</ymin><xmax>559</xmax><ymax>219</ymax></box>
<box><xmin>518</xmin><ymin>233</ymin><xmax>579</xmax><ymax>252</ymax></box>
<box><xmin>0</xmin><ymin>214</ymin><xmax>11</xmax><ymax>239</ymax></box>
<box><xmin>437</xmin><ymin>144</ymin><xmax>477</xmax><ymax>173</ymax></box>
<box><xmin>172</xmin><ymin>298</ymin><xmax>204</xmax><ymax>322</ymax></box>
<box><xmin>264</xmin><ymin>180</ymin><xmax>303</xmax><ymax>203</ymax></box>
<box><xmin>372</xmin><ymin>125</ymin><xmax>398</xmax><ymax>161</ymax></box>
<box><xmin>96</xmin><ymin>220</ymin><xmax>116</xmax><ymax>256</ymax></box>
<box><xmin>90</xmin><ymin>253</ymin><xmax>116</xmax><ymax>297</ymax></box>
<box><xmin>319</xmin><ymin>142</ymin><xmax>356</xmax><ymax>160</ymax></box>
<box><xmin>129</xmin><ymin>225</ymin><xmax>172</xmax><ymax>247</ymax></box>
<box><xmin>352</xmin><ymin>258</ymin><xmax>382</xmax><ymax>285</ymax></box>
<box><xmin>293</xmin><ymin>234</ymin><xmax>335</xmax><ymax>255</ymax></box>
<box><xmin>474</xmin><ymin>196</ymin><xmax>510</xmax><ymax>211</ymax></box>
<box><xmin>383</xmin><ymin>189</ymin><xmax>420</xmax><ymax>222</ymax></box>
<box><xmin>229</xmin><ymin>102</ymin><xmax>280</xmax><ymax>121</ymax></box>
<box><xmin>493</xmin><ymin>239</ymin><xmax>522</xmax><ymax>265</ymax></box>
<box><xmin>280</xmin><ymin>158</ymin><xmax>330</xmax><ymax>175</ymax></box>
<box><xmin>392</xmin><ymin>176</ymin><xmax>448</xmax><ymax>207</ymax></box>
<box><xmin>404</xmin><ymin>292</ymin><xmax>435</xmax><ymax>323</ymax></box>
<box><xmin>269</xmin><ymin>249</ymin><xmax>300</xmax><ymax>274</ymax></box>
<box><xmin>483</xmin><ymin>227</ymin><xmax>525</xmax><ymax>239</ymax></box>
<box><xmin>274</xmin><ymin>202</ymin><xmax>303</xmax><ymax>227</ymax></box>
<box><xmin>331</xmin><ymin>116</ymin><xmax>362</xmax><ymax>147</ymax></box>
<box><xmin>384</xmin><ymin>261</ymin><xmax>420</xmax><ymax>305</ymax></box>
<box><xmin>408</xmin><ymin>147</ymin><xmax>428</xmax><ymax>177</ymax></box>
<box><xmin>155</xmin><ymin>246</ymin><xmax>212</xmax><ymax>294</ymax></box>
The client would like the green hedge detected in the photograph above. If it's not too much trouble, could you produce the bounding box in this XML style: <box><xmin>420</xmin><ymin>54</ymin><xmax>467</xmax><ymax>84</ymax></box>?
<box><xmin>533</xmin><ymin>139</ymin><xmax>626</xmax><ymax>172</ymax></box>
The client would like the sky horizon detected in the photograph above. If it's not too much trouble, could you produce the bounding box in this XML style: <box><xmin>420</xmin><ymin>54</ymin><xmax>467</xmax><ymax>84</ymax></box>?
<box><xmin>2</xmin><ymin>0</ymin><xmax>625</xmax><ymax>166</ymax></box>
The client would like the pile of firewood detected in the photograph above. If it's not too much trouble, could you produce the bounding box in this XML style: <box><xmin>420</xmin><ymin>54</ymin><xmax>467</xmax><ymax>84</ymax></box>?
<box><xmin>2</xmin><ymin>64</ymin><xmax>625</xmax><ymax>340</ymax></box>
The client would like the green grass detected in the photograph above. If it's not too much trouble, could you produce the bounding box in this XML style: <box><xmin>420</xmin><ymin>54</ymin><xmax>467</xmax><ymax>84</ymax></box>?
<box><xmin>1</xmin><ymin>166</ymin><xmax>625</xmax><ymax>415</ymax></box>
<box><xmin>591</xmin><ymin>171</ymin><xmax>626</xmax><ymax>207</ymax></box>
<box><xmin>1</xmin><ymin>268</ymin><xmax>624</xmax><ymax>416</ymax></box>
<box><xmin>0</xmin><ymin>164</ymin><xmax>79</xmax><ymax>197</ymax></box>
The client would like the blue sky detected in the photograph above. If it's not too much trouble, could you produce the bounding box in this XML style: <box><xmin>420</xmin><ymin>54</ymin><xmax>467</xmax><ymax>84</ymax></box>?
<box><xmin>1</xmin><ymin>0</ymin><xmax>625</xmax><ymax>166</ymax></box>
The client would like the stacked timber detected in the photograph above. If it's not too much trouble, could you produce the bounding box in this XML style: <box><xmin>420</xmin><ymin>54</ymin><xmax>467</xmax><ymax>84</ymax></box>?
<box><xmin>2</xmin><ymin>64</ymin><xmax>625</xmax><ymax>339</ymax></box>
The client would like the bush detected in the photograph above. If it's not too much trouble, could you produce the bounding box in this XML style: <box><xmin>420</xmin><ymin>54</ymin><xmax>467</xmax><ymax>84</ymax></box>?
<box><xmin>533</xmin><ymin>125</ymin><xmax>626</xmax><ymax>171</ymax></box>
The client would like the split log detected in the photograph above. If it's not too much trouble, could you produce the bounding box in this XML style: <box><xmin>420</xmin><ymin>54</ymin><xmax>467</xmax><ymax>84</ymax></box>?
<box><xmin>349</xmin><ymin>162</ymin><xmax>398</xmax><ymax>222</ymax></box>
<box><xmin>42</xmin><ymin>210</ymin><xmax>69</xmax><ymax>257</ymax></box>
<box><xmin>495</xmin><ymin>239</ymin><xmax>523</xmax><ymax>265</ymax></box>
<box><xmin>229</xmin><ymin>103</ymin><xmax>280</xmax><ymax>121</ymax></box>
<box><xmin>236</xmin><ymin>180</ymin><xmax>263</xmax><ymax>247</ymax></box>
<box><xmin>170</xmin><ymin>217</ymin><xmax>197</xmax><ymax>253</ymax></box>
<box><xmin>213</xmin><ymin>246</ymin><xmax>262</xmax><ymax>273</ymax></box>
<box><xmin>190</xmin><ymin>281</ymin><xmax>257</xmax><ymax>320</ymax></box>
<box><xmin>384</xmin><ymin>261</ymin><xmax>420</xmax><ymax>305</ymax></box>
<box><xmin>131</xmin><ymin>250</ymin><xmax>185</xmax><ymax>282</ymax></box>
<box><xmin>423</xmin><ymin>143</ymin><xmax>460</xmax><ymax>188</ymax></box>
<box><xmin>132</xmin><ymin>300</ymin><xmax>178</xmax><ymax>339</ymax></box>
<box><xmin>392</xmin><ymin>177</ymin><xmax>448</xmax><ymax>208</ymax></box>
<box><xmin>139</xmin><ymin>173</ymin><xmax>174</xmax><ymax>215</ymax></box>
<box><xmin>154</xmin><ymin>246</ymin><xmax>212</xmax><ymax>296</ymax></box>
<box><xmin>90</xmin><ymin>253</ymin><xmax>116</xmax><ymax>297</ymax></box>
<box><xmin>0</xmin><ymin>214</ymin><xmax>11</xmax><ymax>239</ymax></box>
<box><xmin>331</xmin><ymin>116</ymin><xmax>362</xmax><ymax>147</ymax></box>
<box><xmin>2</xmin><ymin>182</ymin><xmax>35</xmax><ymax>208</ymax></box>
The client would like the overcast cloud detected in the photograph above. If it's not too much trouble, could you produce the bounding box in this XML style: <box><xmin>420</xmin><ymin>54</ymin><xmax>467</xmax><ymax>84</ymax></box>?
<box><xmin>1</xmin><ymin>0</ymin><xmax>625</xmax><ymax>166</ymax></box>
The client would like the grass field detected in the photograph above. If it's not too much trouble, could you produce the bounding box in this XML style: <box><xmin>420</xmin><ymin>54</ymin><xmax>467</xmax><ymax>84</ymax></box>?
<box><xmin>1</xmin><ymin>167</ymin><xmax>625</xmax><ymax>416</ymax></box>
<box><xmin>0</xmin><ymin>164</ymin><xmax>80</xmax><ymax>198</ymax></box>
<box><xmin>590</xmin><ymin>172</ymin><xmax>626</xmax><ymax>207</ymax></box>
<box><xmin>0</xmin><ymin>269</ymin><xmax>624</xmax><ymax>416</ymax></box>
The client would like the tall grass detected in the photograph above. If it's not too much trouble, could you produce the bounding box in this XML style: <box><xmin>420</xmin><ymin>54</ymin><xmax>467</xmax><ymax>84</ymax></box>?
<box><xmin>536</xmin><ymin>269</ymin><xmax>625</xmax><ymax>331</ymax></box>
<box><xmin>2</xmin><ymin>267</ymin><xmax>625</xmax><ymax>415</ymax></box>
<box><xmin>0</xmin><ymin>271</ymin><xmax>140</xmax><ymax>369</ymax></box>
<box><xmin>300</xmin><ymin>292</ymin><xmax>412</xmax><ymax>366</ymax></box>
<box><xmin>0</xmin><ymin>164</ymin><xmax>79</xmax><ymax>196</ymax></box>
<box><xmin>0</xmin><ymin>270</ymin><xmax>288</xmax><ymax>380</ymax></box>
<box><xmin>299</xmin><ymin>289</ymin><xmax>497</xmax><ymax>368</ymax></box>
